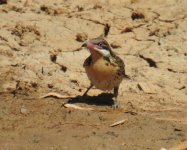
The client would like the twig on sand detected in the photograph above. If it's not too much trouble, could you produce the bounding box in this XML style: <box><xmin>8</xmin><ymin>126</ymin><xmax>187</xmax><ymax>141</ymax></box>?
<box><xmin>62</xmin><ymin>103</ymin><xmax>94</xmax><ymax>111</ymax></box>
<box><xmin>40</xmin><ymin>92</ymin><xmax>94</xmax><ymax>110</ymax></box>
<box><xmin>161</xmin><ymin>140</ymin><xmax>187</xmax><ymax>150</ymax></box>
<box><xmin>169</xmin><ymin>140</ymin><xmax>187</xmax><ymax>150</ymax></box>
<box><xmin>110</xmin><ymin>119</ymin><xmax>127</xmax><ymax>127</ymax></box>
<box><xmin>39</xmin><ymin>92</ymin><xmax>74</xmax><ymax>99</ymax></box>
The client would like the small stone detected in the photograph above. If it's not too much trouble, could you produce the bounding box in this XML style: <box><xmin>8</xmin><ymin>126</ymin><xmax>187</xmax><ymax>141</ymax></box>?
<box><xmin>2</xmin><ymin>81</ymin><xmax>17</xmax><ymax>93</ymax></box>
<box><xmin>76</xmin><ymin>5</ymin><xmax>84</xmax><ymax>11</ymax></box>
<box><xmin>50</xmin><ymin>54</ymin><xmax>57</xmax><ymax>63</ymax></box>
<box><xmin>111</xmin><ymin>41</ymin><xmax>121</xmax><ymax>49</ymax></box>
<box><xmin>31</xmin><ymin>82</ymin><xmax>37</xmax><ymax>88</ymax></box>
<box><xmin>20</xmin><ymin>106</ymin><xmax>29</xmax><ymax>115</ymax></box>
<box><xmin>138</xmin><ymin>82</ymin><xmax>157</xmax><ymax>94</ymax></box>
<box><xmin>93</xmin><ymin>4</ymin><xmax>102</xmax><ymax>9</ymax></box>
<box><xmin>131</xmin><ymin>11</ymin><xmax>145</xmax><ymax>20</ymax></box>
<box><xmin>160</xmin><ymin>148</ymin><xmax>167</xmax><ymax>150</ymax></box>
<box><xmin>121</xmin><ymin>27</ymin><xmax>133</xmax><ymax>33</ymax></box>
<box><xmin>48</xmin><ymin>83</ymin><xmax>53</xmax><ymax>88</ymax></box>
<box><xmin>19</xmin><ymin>32</ymin><xmax>35</xmax><ymax>46</ymax></box>
<box><xmin>76</xmin><ymin>33</ymin><xmax>88</xmax><ymax>42</ymax></box>
<box><xmin>40</xmin><ymin>5</ymin><xmax>48</xmax><ymax>12</ymax></box>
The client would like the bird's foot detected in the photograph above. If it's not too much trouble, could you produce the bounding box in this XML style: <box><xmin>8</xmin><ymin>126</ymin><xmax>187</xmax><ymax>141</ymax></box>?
<box><xmin>112</xmin><ymin>101</ymin><xmax>120</xmax><ymax>109</ymax></box>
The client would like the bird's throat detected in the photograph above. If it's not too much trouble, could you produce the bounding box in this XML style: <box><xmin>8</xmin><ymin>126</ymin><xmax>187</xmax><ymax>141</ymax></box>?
<box><xmin>89</xmin><ymin>48</ymin><xmax>103</xmax><ymax>63</ymax></box>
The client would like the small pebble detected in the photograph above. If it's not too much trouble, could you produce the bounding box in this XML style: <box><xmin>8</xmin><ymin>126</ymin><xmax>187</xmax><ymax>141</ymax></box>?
<box><xmin>20</xmin><ymin>106</ymin><xmax>28</xmax><ymax>115</ymax></box>
<box><xmin>131</xmin><ymin>11</ymin><xmax>145</xmax><ymax>20</ymax></box>
<box><xmin>76</xmin><ymin>33</ymin><xmax>88</xmax><ymax>42</ymax></box>
<box><xmin>111</xmin><ymin>41</ymin><xmax>121</xmax><ymax>49</ymax></box>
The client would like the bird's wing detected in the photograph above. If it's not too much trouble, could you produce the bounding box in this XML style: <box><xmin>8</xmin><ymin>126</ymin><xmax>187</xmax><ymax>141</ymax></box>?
<box><xmin>112</xmin><ymin>54</ymin><xmax>130</xmax><ymax>79</ymax></box>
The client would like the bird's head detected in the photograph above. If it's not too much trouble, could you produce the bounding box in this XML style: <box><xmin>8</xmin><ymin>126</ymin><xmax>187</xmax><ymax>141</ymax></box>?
<box><xmin>82</xmin><ymin>35</ymin><xmax>112</xmax><ymax>58</ymax></box>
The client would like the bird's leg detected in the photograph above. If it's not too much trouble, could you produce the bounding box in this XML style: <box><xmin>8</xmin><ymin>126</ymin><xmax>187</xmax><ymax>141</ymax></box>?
<box><xmin>113</xmin><ymin>86</ymin><xmax>119</xmax><ymax>108</ymax></box>
<box><xmin>82</xmin><ymin>84</ymin><xmax>93</xmax><ymax>97</ymax></box>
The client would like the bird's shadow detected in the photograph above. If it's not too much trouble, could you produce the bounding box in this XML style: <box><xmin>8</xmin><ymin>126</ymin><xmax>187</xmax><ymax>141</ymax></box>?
<box><xmin>68</xmin><ymin>93</ymin><xmax>115</xmax><ymax>106</ymax></box>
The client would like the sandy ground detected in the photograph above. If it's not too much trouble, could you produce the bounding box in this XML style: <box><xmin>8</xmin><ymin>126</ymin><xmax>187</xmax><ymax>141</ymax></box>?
<box><xmin>0</xmin><ymin>0</ymin><xmax>187</xmax><ymax>149</ymax></box>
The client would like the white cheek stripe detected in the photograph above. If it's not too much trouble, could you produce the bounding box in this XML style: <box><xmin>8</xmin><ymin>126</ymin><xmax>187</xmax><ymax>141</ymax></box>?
<box><xmin>94</xmin><ymin>48</ymin><xmax>110</xmax><ymax>57</ymax></box>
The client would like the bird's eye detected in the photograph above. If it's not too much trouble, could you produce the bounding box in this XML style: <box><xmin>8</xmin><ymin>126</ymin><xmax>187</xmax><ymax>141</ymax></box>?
<box><xmin>98</xmin><ymin>42</ymin><xmax>109</xmax><ymax>50</ymax></box>
<box><xmin>98</xmin><ymin>43</ymin><xmax>103</xmax><ymax>47</ymax></box>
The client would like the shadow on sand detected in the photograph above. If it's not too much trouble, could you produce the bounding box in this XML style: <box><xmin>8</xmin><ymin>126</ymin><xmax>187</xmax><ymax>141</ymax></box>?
<box><xmin>67</xmin><ymin>93</ymin><xmax>115</xmax><ymax>106</ymax></box>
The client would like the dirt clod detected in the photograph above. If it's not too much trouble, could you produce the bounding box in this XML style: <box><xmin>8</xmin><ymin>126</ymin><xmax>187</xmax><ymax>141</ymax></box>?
<box><xmin>111</xmin><ymin>41</ymin><xmax>121</xmax><ymax>49</ymax></box>
<box><xmin>76</xmin><ymin>32</ymin><xmax>88</xmax><ymax>42</ymax></box>
<box><xmin>131</xmin><ymin>11</ymin><xmax>145</xmax><ymax>20</ymax></box>
<box><xmin>121</xmin><ymin>27</ymin><xmax>133</xmax><ymax>33</ymax></box>
<box><xmin>50</xmin><ymin>54</ymin><xmax>57</xmax><ymax>63</ymax></box>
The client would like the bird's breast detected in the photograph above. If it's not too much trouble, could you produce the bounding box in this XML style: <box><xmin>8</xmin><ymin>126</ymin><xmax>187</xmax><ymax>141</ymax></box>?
<box><xmin>86</xmin><ymin>58</ymin><xmax>116</xmax><ymax>80</ymax></box>
<box><xmin>84</xmin><ymin>58</ymin><xmax>122</xmax><ymax>90</ymax></box>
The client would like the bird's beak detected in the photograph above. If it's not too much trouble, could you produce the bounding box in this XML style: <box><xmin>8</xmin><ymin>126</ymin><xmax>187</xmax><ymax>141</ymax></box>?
<box><xmin>82</xmin><ymin>41</ymin><xmax>110</xmax><ymax>56</ymax></box>
<box><xmin>82</xmin><ymin>41</ymin><xmax>95</xmax><ymax>49</ymax></box>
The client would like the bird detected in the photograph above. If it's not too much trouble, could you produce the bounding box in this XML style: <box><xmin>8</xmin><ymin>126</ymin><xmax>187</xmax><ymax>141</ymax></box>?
<box><xmin>81</xmin><ymin>24</ymin><xmax>129</xmax><ymax>108</ymax></box>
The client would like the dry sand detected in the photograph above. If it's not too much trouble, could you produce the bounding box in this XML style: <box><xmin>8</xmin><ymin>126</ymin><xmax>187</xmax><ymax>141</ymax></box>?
<box><xmin>0</xmin><ymin>0</ymin><xmax>187</xmax><ymax>149</ymax></box>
